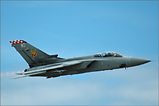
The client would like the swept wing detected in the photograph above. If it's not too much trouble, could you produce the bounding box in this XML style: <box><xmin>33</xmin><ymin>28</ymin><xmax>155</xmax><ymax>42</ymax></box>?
<box><xmin>13</xmin><ymin>60</ymin><xmax>94</xmax><ymax>79</ymax></box>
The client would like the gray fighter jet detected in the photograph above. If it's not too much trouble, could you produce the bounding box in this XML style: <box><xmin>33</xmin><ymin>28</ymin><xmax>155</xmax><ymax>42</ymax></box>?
<box><xmin>10</xmin><ymin>40</ymin><xmax>150</xmax><ymax>79</ymax></box>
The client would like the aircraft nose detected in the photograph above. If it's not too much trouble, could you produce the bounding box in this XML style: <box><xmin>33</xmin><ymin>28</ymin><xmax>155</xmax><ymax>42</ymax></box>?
<box><xmin>129</xmin><ymin>57</ymin><xmax>150</xmax><ymax>67</ymax></box>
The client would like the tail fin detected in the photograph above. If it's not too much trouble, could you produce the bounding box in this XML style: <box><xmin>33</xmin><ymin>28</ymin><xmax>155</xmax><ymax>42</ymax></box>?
<box><xmin>10</xmin><ymin>40</ymin><xmax>51</xmax><ymax>67</ymax></box>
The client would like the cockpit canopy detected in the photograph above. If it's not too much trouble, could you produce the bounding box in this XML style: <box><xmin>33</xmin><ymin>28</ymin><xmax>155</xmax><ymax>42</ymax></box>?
<box><xmin>94</xmin><ymin>52</ymin><xmax>123</xmax><ymax>57</ymax></box>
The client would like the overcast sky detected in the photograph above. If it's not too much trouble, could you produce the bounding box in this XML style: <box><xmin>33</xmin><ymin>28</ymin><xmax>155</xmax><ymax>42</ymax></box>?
<box><xmin>1</xmin><ymin>1</ymin><xmax>158</xmax><ymax>105</ymax></box>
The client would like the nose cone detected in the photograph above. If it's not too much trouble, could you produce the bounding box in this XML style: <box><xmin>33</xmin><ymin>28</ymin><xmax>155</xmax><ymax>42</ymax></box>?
<box><xmin>129</xmin><ymin>57</ymin><xmax>150</xmax><ymax>67</ymax></box>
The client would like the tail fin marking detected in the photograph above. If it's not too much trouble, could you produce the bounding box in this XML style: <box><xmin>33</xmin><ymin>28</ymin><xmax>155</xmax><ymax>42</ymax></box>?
<box><xmin>10</xmin><ymin>40</ymin><xmax>50</xmax><ymax>67</ymax></box>
<box><xmin>10</xmin><ymin>40</ymin><xmax>26</xmax><ymax>45</ymax></box>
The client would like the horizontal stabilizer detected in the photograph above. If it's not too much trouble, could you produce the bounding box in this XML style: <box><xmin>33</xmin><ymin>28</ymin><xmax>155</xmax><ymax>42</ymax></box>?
<box><xmin>12</xmin><ymin>75</ymin><xmax>27</xmax><ymax>79</ymax></box>
<box><xmin>13</xmin><ymin>70</ymin><xmax>46</xmax><ymax>79</ymax></box>
<box><xmin>27</xmin><ymin>61</ymin><xmax>82</xmax><ymax>73</ymax></box>
<box><xmin>24</xmin><ymin>70</ymin><xmax>46</xmax><ymax>76</ymax></box>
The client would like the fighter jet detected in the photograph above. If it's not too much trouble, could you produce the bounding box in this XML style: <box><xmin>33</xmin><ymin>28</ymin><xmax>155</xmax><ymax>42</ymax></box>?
<box><xmin>10</xmin><ymin>40</ymin><xmax>150</xmax><ymax>79</ymax></box>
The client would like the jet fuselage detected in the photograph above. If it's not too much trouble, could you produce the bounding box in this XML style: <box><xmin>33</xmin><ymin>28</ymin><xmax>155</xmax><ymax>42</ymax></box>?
<box><xmin>10</xmin><ymin>40</ymin><xmax>150</xmax><ymax>79</ymax></box>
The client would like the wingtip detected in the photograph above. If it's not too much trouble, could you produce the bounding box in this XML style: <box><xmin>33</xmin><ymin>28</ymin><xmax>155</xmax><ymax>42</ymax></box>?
<box><xmin>12</xmin><ymin>75</ymin><xmax>27</xmax><ymax>79</ymax></box>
